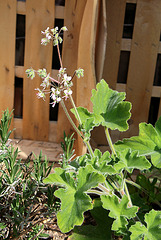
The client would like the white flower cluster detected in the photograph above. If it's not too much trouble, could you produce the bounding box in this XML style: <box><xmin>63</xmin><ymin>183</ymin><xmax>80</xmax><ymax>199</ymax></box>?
<box><xmin>33</xmin><ymin>67</ymin><xmax>73</xmax><ymax>107</ymax></box>
<box><xmin>41</xmin><ymin>26</ymin><xmax>67</xmax><ymax>46</ymax></box>
<box><xmin>26</xmin><ymin>26</ymin><xmax>84</xmax><ymax>108</ymax></box>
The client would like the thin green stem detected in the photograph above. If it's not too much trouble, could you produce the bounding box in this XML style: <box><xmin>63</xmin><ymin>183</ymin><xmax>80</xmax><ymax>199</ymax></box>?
<box><xmin>98</xmin><ymin>183</ymin><xmax>111</xmax><ymax>195</ymax></box>
<box><xmin>104</xmin><ymin>127</ymin><xmax>116</xmax><ymax>155</ymax></box>
<box><xmin>106</xmin><ymin>177</ymin><xmax>119</xmax><ymax>191</ymax></box>
<box><xmin>105</xmin><ymin>127</ymin><xmax>133</xmax><ymax>205</ymax></box>
<box><xmin>120</xmin><ymin>174</ymin><xmax>133</xmax><ymax>207</ymax></box>
<box><xmin>125</xmin><ymin>179</ymin><xmax>143</xmax><ymax>190</ymax></box>
<box><xmin>69</xmin><ymin>95</ymin><xmax>82</xmax><ymax>125</ymax></box>
<box><xmin>123</xmin><ymin>179</ymin><xmax>133</xmax><ymax>207</ymax></box>
<box><xmin>60</xmin><ymin>100</ymin><xmax>83</xmax><ymax>139</ymax></box>
<box><xmin>84</xmin><ymin>139</ymin><xmax>94</xmax><ymax>157</ymax></box>
<box><xmin>86</xmin><ymin>189</ymin><xmax>105</xmax><ymax>196</ymax></box>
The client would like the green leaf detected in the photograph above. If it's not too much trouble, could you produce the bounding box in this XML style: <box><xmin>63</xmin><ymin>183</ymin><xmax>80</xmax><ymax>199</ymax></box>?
<box><xmin>43</xmin><ymin>165</ymin><xmax>105</xmax><ymax>233</ymax></box>
<box><xmin>69</xmin><ymin>199</ymin><xmax>113</xmax><ymax>240</ymax></box>
<box><xmin>0</xmin><ymin>222</ymin><xmax>6</xmax><ymax>229</ymax></box>
<box><xmin>115</xmin><ymin>118</ymin><xmax>161</xmax><ymax>168</ymax></box>
<box><xmin>92</xmin><ymin>149</ymin><xmax>116</xmax><ymax>175</ymax></box>
<box><xmin>91</xmin><ymin>79</ymin><xmax>131</xmax><ymax>131</ymax></box>
<box><xmin>71</xmin><ymin>107</ymin><xmax>96</xmax><ymax>138</ymax></box>
<box><xmin>101</xmin><ymin>194</ymin><xmax>138</xmax><ymax>235</ymax></box>
<box><xmin>115</xmin><ymin>149</ymin><xmax>151</xmax><ymax>173</ymax></box>
<box><xmin>129</xmin><ymin>209</ymin><xmax>161</xmax><ymax>240</ymax></box>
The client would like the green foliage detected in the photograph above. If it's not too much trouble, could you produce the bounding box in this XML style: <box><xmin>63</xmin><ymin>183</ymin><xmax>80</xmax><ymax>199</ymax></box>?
<box><xmin>129</xmin><ymin>209</ymin><xmax>161</xmax><ymax>240</ymax></box>
<box><xmin>0</xmin><ymin>108</ymin><xmax>14</xmax><ymax>145</ymax></box>
<box><xmin>91</xmin><ymin>80</ymin><xmax>131</xmax><ymax>131</ymax></box>
<box><xmin>0</xmin><ymin>109</ymin><xmax>58</xmax><ymax>239</ymax></box>
<box><xmin>101</xmin><ymin>194</ymin><xmax>138</xmax><ymax>235</ymax></box>
<box><xmin>27</xmin><ymin>224</ymin><xmax>49</xmax><ymax>239</ymax></box>
<box><xmin>115</xmin><ymin>149</ymin><xmax>151</xmax><ymax>173</ymax></box>
<box><xmin>69</xmin><ymin>199</ymin><xmax>113</xmax><ymax>240</ymax></box>
<box><xmin>31</xmin><ymin>150</ymin><xmax>54</xmax><ymax>184</ymax></box>
<box><xmin>44</xmin><ymin>165</ymin><xmax>105</xmax><ymax>233</ymax></box>
<box><xmin>115</xmin><ymin>118</ymin><xmax>161</xmax><ymax>168</ymax></box>
<box><xmin>60</xmin><ymin>131</ymin><xmax>75</xmax><ymax>167</ymax></box>
<box><xmin>71</xmin><ymin>80</ymin><xmax>132</xmax><ymax>140</ymax></box>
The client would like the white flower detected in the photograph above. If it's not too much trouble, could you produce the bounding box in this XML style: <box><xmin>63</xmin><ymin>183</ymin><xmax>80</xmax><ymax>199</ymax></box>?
<box><xmin>63</xmin><ymin>74</ymin><xmax>72</xmax><ymax>82</ymax></box>
<box><xmin>57</xmin><ymin>97</ymin><xmax>61</xmax><ymax>102</ymax></box>
<box><xmin>41</xmin><ymin>27</ymin><xmax>49</xmax><ymax>35</ymax></box>
<box><xmin>51</xmin><ymin>93</ymin><xmax>56</xmax><ymax>101</ymax></box>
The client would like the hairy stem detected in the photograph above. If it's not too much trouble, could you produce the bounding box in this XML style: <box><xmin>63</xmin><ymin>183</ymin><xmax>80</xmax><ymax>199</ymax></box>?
<box><xmin>98</xmin><ymin>183</ymin><xmax>111</xmax><ymax>194</ymax></box>
<box><xmin>69</xmin><ymin>95</ymin><xmax>82</xmax><ymax>125</ymax></box>
<box><xmin>84</xmin><ymin>139</ymin><xmax>94</xmax><ymax>157</ymax></box>
<box><xmin>123</xmin><ymin>179</ymin><xmax>133</xmax><ymax>207</ymax></box>
<box><xmin>57</xmin><ymin>44</ymin><xmax>63</xmax><ymax>69</ymax></box>
<box><xmin>86</xmin><ymin>189</ymin><xmax>105</xmax><ymax>196</ymax></box>
<box><xmin>104</xmin><ymin>127</ymin><xmax>116</xmax><ymax>155</ymax></box>
<box><xmin>60</xmin><ymin>100</ymin><xmax>83</xmax><ymax>139</ymax></box>
<box><xmin>105</xmin><ymin>127</ymin><xmax>133</xmax><ymax>206</ymax></box>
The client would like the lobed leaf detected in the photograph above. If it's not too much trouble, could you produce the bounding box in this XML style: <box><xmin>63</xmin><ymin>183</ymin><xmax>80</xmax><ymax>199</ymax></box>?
<box><xmin>69</xmin><ymin>199</ymin><xmax>113</xmax><ymax>240</ymax></box>
<box><xmin>101</xmin><ymin>194</ymin><xmax>138</xmax><ymax>235</ymax></box>
<box><xmin>44</xmin><ymin>165</ymin><xmax>105</xmax><ymax>233</ymax></box>
<box><xmin>71</xmin><ymin>80</ymin><xmax>131</xmax><ymax>138</ymax></box>
<box><xmin>129</xmin><ymin>209</ymin><xmax>161</xmax><ymax>240</ymax></box>
<box><xmin>91</xmin><ymin>79</ymin><xmax>131</xmax><ymax>131</ymax></box>
<box><xmin>115</xmin><ymin>149</ymin><xmax>151</xmax><ymax>173</ymax></box>
<box><xmin>115</xmin><ymin>117</ymin><xmax>161</xmax><ymax>168</ymax></box>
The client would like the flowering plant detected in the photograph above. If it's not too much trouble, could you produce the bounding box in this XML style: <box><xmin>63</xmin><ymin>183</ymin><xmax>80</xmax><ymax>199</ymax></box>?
<box><xmin>26</xmin><ymin>27</ymin><xmax>161</xmax><ymax>240</ymax></box>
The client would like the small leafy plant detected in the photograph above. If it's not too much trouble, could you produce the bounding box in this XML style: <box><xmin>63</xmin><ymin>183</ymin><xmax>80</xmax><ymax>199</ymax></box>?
<box><xmin>60</xmin><ymin>131</ymin><xmax>75</xmax><ymax>168</ymax></box>
<box><xmin>26</xmin><ymin>26</ymin><xmax>161</xmax><ymax>239</ymax></box>
<box><xmin>0</xmin><ymin>110</ymin><xmax>59</xmax><ymax>239</ymax></box>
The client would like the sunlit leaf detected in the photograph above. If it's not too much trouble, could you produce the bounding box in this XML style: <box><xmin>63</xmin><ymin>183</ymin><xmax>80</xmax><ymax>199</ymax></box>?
<box><xmin>44</xmin><ymin>165</ymin><xmax>105</xmax><ymax>233</ymax></box>
<box><xmin>101</xmin><ymin>194</ymin><xmax>138</xmax><ymax>235</ymax></box>
<box><xmin>115</xmin><ymin>118</ymin><xmax>161</xmax><ymax>168</ymax></box>
<box><xmin>129</xmin><ymin>209</ymin><xmax>161</xmax><ymax>240</ymax></box>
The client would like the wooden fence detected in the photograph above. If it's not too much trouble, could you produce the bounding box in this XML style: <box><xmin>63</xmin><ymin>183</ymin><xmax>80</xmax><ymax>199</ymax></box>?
<box><xmin>0</xmin><ymin>0</ymin><xmax>161</xmax><ymax>154</ymax></box>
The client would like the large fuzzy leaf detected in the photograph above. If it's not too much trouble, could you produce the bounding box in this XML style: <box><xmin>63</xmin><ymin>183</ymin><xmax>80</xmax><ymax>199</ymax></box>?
<box><xmin>115</xmin><ymin>149</ymin><xmax>151</xmax><ymax>173</ymax></box>
<box><xmin>43</xmin><ymin>165</ymin><xmax>105</xmax><ymax>233</ymax></box>
<box><xmin>69</xmin><ymin>199</ymin><xmax>113</xmax><ymax>240</ymax></box>
<box><xmin>71</xmin><ymin>80</ymin><xmax>131</xmax><ymax>137</ymax></box>
<box><xmin>91</xmin><ymin>79</ymin><xmax>131</xmax><ymax>131</ymax></box>
<box><xmin>101</xmin><ymin>194</ymin><xmax>138</xmax><ymax>235</ymax></box>
<box><xmin>115</xmin><ymin>118</ymin><xmax>161</xmax><ymax>168</ymax></box>
<box><xmin>129</xmin><ymin>209</ymin><xmax>161</xmax><ymax>240</ymax></box>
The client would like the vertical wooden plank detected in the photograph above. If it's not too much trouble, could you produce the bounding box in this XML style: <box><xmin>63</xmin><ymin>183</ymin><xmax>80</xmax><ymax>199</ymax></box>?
<box><xmin>76</xmin><ymin>0</ymin><xmax>99</xmax><ymax>155</ymax></box>
<box><xmin>57</xmin><ymin>0</ymin><xmax>87</xmax><ymax>143</ymax></box>
<box><xmin>102</xmin><ymin>0</ymin><xmax>126</xmax><ymax>90</ymax></box>
<box><xmin>23</xmin><ymin>0</ymin><xmax>55</xmax><ymax>141</ymax></box>
<box><xmin>0</xmin><ymin>0</ymin><xmax>16</xmax><ymax>134</ymax></box>
<box><xmin>123</xmin><ymin>0</ymin><xmax>161</xmax><ymax>138</ymax></box>
<box><xmin>95</xmin><ymin>0</ymin><xmax>107</xmax><ymax>82</ymax></box>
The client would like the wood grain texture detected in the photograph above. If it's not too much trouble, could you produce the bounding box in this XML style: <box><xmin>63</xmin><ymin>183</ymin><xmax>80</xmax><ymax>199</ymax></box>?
<box><xmin>57</xmin><ymin>0</ymin><xmax>87</xmax><ymax>145</ymax></box>
<box><xmin>12</xmin><ymin>139</ymin><xmax>62</xmax><ymax>163</ymax></box>
<box><xmin>102</xmin><ymin>0</ymin><xmax>126</xmax><ymax>90</ymax></box>
<box><xmin>95</xmin><ymin>0</ymin><xmax>107</xmax><ymax>82</ymax></box>
<box><xmin>23</xmin><ymin>0</ymin><xmax>55</xmax><ymax>141</ymax></box>
<box><xmin>76</xmin><ymin>0</ymin><xmax>99</xmax><ymax>155</ymax></box>
<box><xmin>0</xmin><ymin>0</ymin><xmax>17</xmax><ymax>136</ymax></box>
<box><xmin>122</xmin><ymin>0</ymin><xmax>161</xmax><ymax>138</ymax></box>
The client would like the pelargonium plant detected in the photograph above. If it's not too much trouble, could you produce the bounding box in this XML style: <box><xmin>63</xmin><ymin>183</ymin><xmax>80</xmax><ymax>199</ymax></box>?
<box><xmin>26</xmin><ymin>26</ymin><xmax>161</xmax><ymax>240</ymax></box>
